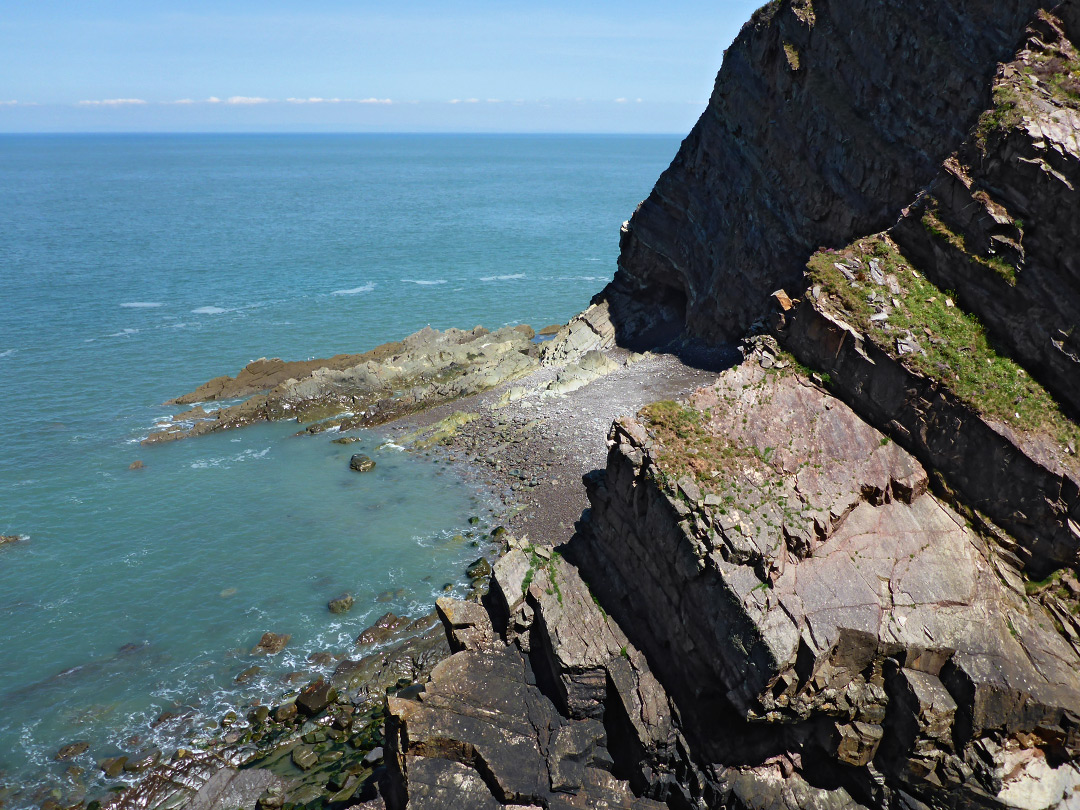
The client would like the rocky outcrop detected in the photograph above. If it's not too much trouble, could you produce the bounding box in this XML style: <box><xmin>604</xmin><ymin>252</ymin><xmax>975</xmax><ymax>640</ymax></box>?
<box><xmin>774</xmin><ymin>294</ymin><xmax>1080</xmax><ymax>576</ymax></box>
<box><xmin>608</xmin><ymin>0</ymin><xmax>1059</xmax><ymax>344</ymax></box>
<box><xmin>145</xmin><ymin>325</ymin><xmax>539</xmax><ymax>444</ymax></box>
<box><xmin>578</xmin><ymin>353</ymin><xmax>1080</xmax><ymax>809</ymax></box>
<box><xmin>889</xmin><ymin>8</ymin><xmax>1080</xmax><ymax>415</ymax></box>
<box><xmin>384</xmin><ymin>546</ymin><xmax>682</xmax><ymax>810</ymax></box>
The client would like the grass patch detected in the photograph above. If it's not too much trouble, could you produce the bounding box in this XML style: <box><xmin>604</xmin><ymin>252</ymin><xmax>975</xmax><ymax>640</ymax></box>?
<box><xmin>638</xmin><ymin>399</ymin><xmax>818</xmax><ymax>539</ymax></box>
<box><xmin>806</xmin><ymin>236</ymin><xmax>1080</xmax><ymax>448</ymax></box>
<box><xmin>920</xmin><ymin>207</ymin><xmax>1017</xmax><ymax>285</ymax></box>
<box><xmin>520</xmin><ymin>544</ymin><xmax>563</xmax><ymax>605</ymax></box>
<box><xmin>975</xmin><ymin>84</ymin><xmax>1024</xmax><ymax>151</ymax></box>
<box><xmin>749</xmin><ymin>0</ymin><xmax>783</xmax><ymax>27</ymax></box>
<box><xmin>783</xmin><ymin>42</ymin><xmax>801</xmax><ymax>71</ymax></box>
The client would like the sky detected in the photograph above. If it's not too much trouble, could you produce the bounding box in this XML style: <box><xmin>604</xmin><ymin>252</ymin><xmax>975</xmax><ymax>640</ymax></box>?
<box><xmin>0</xmin><ymin>0</ymin><xmax>763</xmax><ymax>133</ymax></box>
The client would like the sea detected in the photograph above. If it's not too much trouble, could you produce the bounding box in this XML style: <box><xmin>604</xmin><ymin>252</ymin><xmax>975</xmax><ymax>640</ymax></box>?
<box><xmin>0</xmin><ymin>133</ymin><xmax>680</xmax><ymax>805</ymax></box>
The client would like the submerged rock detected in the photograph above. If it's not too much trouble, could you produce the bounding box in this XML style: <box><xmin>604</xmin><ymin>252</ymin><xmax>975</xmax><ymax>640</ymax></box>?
<box><xmin>331</xmin><ymin>435</ymin><xmax>362</xmax><ymax>445</ymax></box>
<box><xmin>54</xmin><ymin>741</ymin><xmax>89</xmax><ymax>761</ymax></box>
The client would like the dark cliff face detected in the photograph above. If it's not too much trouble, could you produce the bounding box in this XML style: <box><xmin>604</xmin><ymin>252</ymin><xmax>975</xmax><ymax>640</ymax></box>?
<box><xmin>610</xmin><ymin>0</ymin><xmax>1054</xmax><ymax>343</ymax></box>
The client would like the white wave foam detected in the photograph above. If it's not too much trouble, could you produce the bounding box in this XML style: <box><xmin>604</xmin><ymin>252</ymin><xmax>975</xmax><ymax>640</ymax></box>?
<box><xmin>331</xmin><ymin>283</ymin><xmax>375</xmax><ymax>296</ymax></box>
<box><xmin>401</xmin><ymin>279</ymin><xmax>447</xmax><ymax>286</ymax></box>
<box><xmin>0</xmin><ymin>349</ymin><xmax>16</xmax><ymax>358</ymax></box>
<box><xmin>479</xmin><ymin>273</ymin><xmax>526</xmax><ymax>282</ymax></box>
<box><xmin>106</xmin><ymin>328</ymin><xmax>139</xmax><ymax>337</ymax></box>
<box><xmin>120</xmin><ymin>302</ymin><xmax>163</xmax><ymax>308</ymax></box>
<box><xmin>189</xmin><ymin>447</ymin><xmax>271</xmax><ymax>470</ymax></box>
<box><xmin>191</xmin><ymin>306</ymin><xmax>229</xmax><ymax>315</ymax></box>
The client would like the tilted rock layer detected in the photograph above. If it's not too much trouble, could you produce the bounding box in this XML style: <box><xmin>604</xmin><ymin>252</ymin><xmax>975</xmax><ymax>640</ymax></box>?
<box><xmin>608</xmin><ymin>0</ymin><xmax>1065</xmax><ymax>343</ymax></box>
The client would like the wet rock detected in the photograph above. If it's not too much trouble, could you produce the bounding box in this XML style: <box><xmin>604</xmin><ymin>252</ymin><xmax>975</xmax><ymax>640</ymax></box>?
<box><xmin>128</xmin><ymin>460</ymin><xmax>144</xmax><ymax>470</ymax></box>
<box><xmin>273</xmin><ymin>703</ymin><xmax>298</xmax><ymax>724</ymax></box>
<box><xmin>375</xmin><ymin>587</ymin><xmax>404</xmax><ymax>603</ymax></box>
<box><xmin>328</xmin><ymin>593</ymin><xmax>355</xmax><ymax>614</ymax></box>
<box><xmin>0</xmin><ymin>535</ymin><xmax>21</xmax><ymax>546</ymax></box>
<box><xmin>55</xmin><ymin>741</ymin><xmax>89</xmax><ymax>761</ymax></box>
<box><xmin>123</xmin><ymin>748</ymin><xmax>161</xmax><ymax>773</ymax></box>
<box><xmin>291</xmin><ymin>746</ymin><xmax>319</xmax><ymax>771</ymax></box>
<box><xmin>251</xmin><ymin>632</ymin><xmax>291</xmax><ymax>655</ymax></box>
<box><xmin>331</xmin><ymin>435</ymin><xmax>362</xmax><ymax>444</ymax></box>
<box><xmin>99</xmin><ymin>756</ymin><xmax>127</xmax><ymax>779</ymax></box>
<box><xmin>187</xmin><ymin>767</ymin><xmax>289</xmax><ymax>810</ymax></box>
<box><xmin>349</xmin><ymin>454</ymin><xmax>376</xmax><ymax>472</ymax></box>
<box><xmin>356</xmin><ymin>613</ymin><xmax>409</xmax><ymax>646</ymax></box>
<box><xmin>234</xmin><ymin>665</ymin><xmax>261</xmax><ymax>684</ymax></box>
<box><xmin>464</xmin><ymin>557</ymin><xmax>491</xmax><ymax>581</ymax></box>
<box><xmin>296</xmin><ymin>678</ymin><xmax>337</xmax><ymax>715</ymax></box>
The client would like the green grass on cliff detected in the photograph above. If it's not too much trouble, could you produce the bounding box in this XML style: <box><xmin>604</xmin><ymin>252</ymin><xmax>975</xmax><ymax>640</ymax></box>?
<box><xmin>919</xmin><ymin>207</ymin><xmax>1018</xmax><ymax>285</ymax></box>
<box><xmin>806</xmin><ymin>236</ymin><xmax>1080</xmax><ymax>448</ymax></box>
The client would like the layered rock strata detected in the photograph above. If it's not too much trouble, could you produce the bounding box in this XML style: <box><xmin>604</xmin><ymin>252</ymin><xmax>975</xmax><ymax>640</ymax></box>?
<box><xmin>577</xmin><ymin>353</ymin><xmax>1080</xmax><ymax>808</ymax></box>
<box><xmin>609</xmin><ymin>0</ymin><xmax>1062</xmax><ymax>343</ymax></box>
<box><xmin>889</xmin><ymin>8</ymin><xmax>1080</xmax><ymax>415</ymax></box>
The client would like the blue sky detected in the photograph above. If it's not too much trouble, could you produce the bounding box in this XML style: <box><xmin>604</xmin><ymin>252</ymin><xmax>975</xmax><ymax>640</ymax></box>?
<box><xmin>0</xmin><ymin>1</ymin><xmax>762</xmax><ymax>132</ymax></box>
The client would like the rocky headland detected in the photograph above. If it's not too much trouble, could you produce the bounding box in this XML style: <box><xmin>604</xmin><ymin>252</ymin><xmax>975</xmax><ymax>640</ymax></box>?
<box><xmin>52</xmin><ymin>1</ymin><xmax>1080</xmax><ymax>809</ymax></box>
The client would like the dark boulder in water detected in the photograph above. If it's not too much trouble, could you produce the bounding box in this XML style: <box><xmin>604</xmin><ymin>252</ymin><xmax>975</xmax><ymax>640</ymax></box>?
<box><xmin>349</xmin><ymin>454</ymin><xmax>375</xmax><ymax>472</ymax></box>
<box><xmin>465</xmin><ymin>558</ymin><xmax>491</xmax><ymax>581</ymax></box>
<box><xmin>328</xmin><ymin>593</ymin><xmax>355</xmax><ymax>614</ymax></box>
<box><xmin>251</xmin><ymin>632</ymin><xmax>290</xmax><ymax>655</ymax></box>
<box><xmin>356</xmin><ymin>612</ymin><xmax>408</xmax><ymax>646</ymax></box>
<box><xmin>54</xmin><ymin>741</ymin><xmax>89</xmax><ymax>761</ymax></box>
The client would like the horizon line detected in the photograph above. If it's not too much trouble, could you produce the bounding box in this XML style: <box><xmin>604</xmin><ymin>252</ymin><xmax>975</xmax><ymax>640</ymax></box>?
<box><xmin>0</xmin><ymin>130</ymin><xmax>689</xmax><ymax>137</ymax></box>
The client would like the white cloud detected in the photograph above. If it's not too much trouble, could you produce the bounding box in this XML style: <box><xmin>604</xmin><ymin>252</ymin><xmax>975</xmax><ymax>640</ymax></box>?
<box><xmin>486</xmin><ymin>99</ymin><xmax>502</xmax><ymax>103</ymax></box>
<box><xmin>206</xmin><ymin>97</ymin><xmax>221</xmax><ymax>104</ymax></box>
<box><xmin>166</xmin><ymin>99</ymin><xmax>195</xmax><ymax>105</ymax></box>
<box><xmin>226</xmin><ymin>96</ymin><xmax>272</xmax><ymax>105</ymax></box>
<box><xmin>448</xmin><ymin>99</ymin><xmax>461</xmax><ymax>104</ymax></box>
<box><xmin>464</xmin><ymin>98</ymin><xmax>479</xmax><ymax>103</ymax></box>
<box><xmin>614</xmin><ymin>98</ymin><xmax>628</xmax><ymax>104</ymax></box>
<box><xmin>354</xmin><ymin>98</ymin><xmax>392</xmax><ymax>104</ymax></box>
<box><xmin>287</xmin><ymin>97</ymin><xmax>342</xmax><ymax>104</ymax></box>
<box><xmin>78</xmin><ymin>98</ymin><xmax>147</xmax><ymax>106</ymax></box>
<box><xmin>0</xmin><ymin>100</ymin><xmax>18</xmax><ymax>106</ymax></box>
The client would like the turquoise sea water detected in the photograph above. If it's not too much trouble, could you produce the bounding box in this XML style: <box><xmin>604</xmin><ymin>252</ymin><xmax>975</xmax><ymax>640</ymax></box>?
<box><xmin>0</xmin><ymin>133</ymin><xmax>679</xmax><ymax>804</ymax></box>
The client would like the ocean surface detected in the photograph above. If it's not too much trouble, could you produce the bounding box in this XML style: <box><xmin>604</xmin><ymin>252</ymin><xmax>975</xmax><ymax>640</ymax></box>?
<box><xmin>0</xmin><ymin>133</ymin><xmax>680</xmax><ymax>804</ymax></box>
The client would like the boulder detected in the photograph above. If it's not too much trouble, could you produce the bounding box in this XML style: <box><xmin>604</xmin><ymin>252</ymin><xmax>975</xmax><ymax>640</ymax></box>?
<box><xmin>55</xmin><ymin>741</ymin><xmax>89</xmax><ymax>761</ymax></box>
<box><xmin>296</xmin><ymin>678</ymin><xmax>337</xmax><ymax>716</ymax></box>
<box><xmin>328</xmin><ymin>593</ymin><xmax>355</xmax><ymax>614</ymax></box>
<box><xmin>251</xmin><ymin>632</ymin><xmax>291</xmax><ymax>655</ymax></box>
<box><xmin>356</xmin><ymin>613</ymin><xmax>409</xmax><ymax>646</ymax></box>
<box><xmin>349</xmin><ymin>454</ymin><xmax>376</xmax><ymax>472</ymax></box>
<box><xmin>464</xmin><ymin>557</ymin><xmax>491</xmax><ymax>581</ymax></box>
